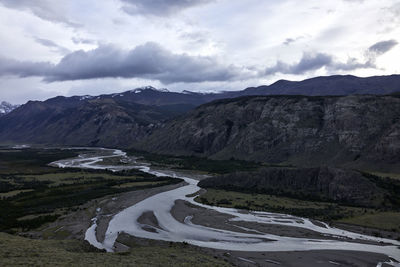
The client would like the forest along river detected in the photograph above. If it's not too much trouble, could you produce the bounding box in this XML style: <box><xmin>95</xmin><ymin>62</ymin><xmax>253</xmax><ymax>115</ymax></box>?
<box><xmin>50</xmin><ymin>148</ymin><xmax>400</xmax><ymax>261</ymax></box>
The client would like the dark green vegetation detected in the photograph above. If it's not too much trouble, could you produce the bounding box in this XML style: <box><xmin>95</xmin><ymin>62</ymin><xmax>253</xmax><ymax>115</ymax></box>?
<box><xmin>127</xmin><ymin>149</ymin><xmax>264</xmax><ymax>174</ymax></box>
<box><xmin>195</xmin><ymin>189</ymin><xmax>400</xmax><ymax>233</ymax></box>
<box><xmin>0</xmin><ymin>147</ymin><xmax>79</xmax><ymax>174</ymax></box>
<box><xmin>197</xmin><ymin>167</ymin><xmax>400</xmax><ymax>232</ymax></box>
<box><xmin>137</xmin><ymin>94</ymin><xmax>400</xmax><ymax>173</ymax></box>
<box><xmin>0</xmin><ymin>148</ymin><xmax>182</xmax><ymax>232</ymax></box>
<box><xmin>0</xmin><ymin>232</ymin><xmax>231</xmax><ymax>267</ymax></box>
<box><xmin>198</xmin><ymin>167</ymin><xmax>400</xmax><ymax>208</ymax></box>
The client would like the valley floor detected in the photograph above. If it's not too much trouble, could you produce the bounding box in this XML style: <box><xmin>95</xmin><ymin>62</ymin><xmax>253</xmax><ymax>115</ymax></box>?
<box><xmin>20</xmin><ymin>184</ymin><xmax>399</xmax><ymax>267</ymax></box>
<box><xmin>1</xmin><ymin>147</ymin><xmax>400</xmax><ymax>266</ymax></box>
<box><xmin>195</xmin><ymin>189</ymin><xmax>400</xmax><ymax>241</ymax></box>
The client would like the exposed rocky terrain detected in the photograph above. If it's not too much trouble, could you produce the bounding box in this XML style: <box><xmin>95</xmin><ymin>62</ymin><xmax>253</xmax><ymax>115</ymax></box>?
<box><xmin>198</xmin><ymin>167</ymin><xmax>396</xmax><ymax>208</ymax></box>
<box><xmin>1</xmin><ymin>75</ymin><xmax>400</xmax><ymax>167</ymax></box>
<box><xmin>137</xmin><ymin>94</ymin><xmax>400</xmax><ymax>172</ymax></box>
<box><xmin>0</xmin><ymin>98</ymin><xmax>184</xmax><ymax>147</ymax></box>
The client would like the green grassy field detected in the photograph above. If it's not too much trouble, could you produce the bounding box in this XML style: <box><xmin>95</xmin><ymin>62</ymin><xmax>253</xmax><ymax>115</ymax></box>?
<box><xmin>0</xmin><ymin>232</ymin><xmax>232</xmax><ymax>267</ymax></box>
<box><xmin>15</xmin><ymin>171</ymin><xmax>160</xmax><ymax>187</ymax></box>
<box><xmin>195</xmin><ymin>189</ymin><xmax>400</xmax><ymax>232</ymax></box>
<box><xmin>338</xmin><ymin>212</ymin><xmax>400</xmax><ymax>232</ymax></box>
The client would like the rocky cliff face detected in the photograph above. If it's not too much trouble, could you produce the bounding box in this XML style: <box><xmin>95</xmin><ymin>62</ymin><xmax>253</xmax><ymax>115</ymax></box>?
<box><xmin>0</xmin><ymin>98</ymin><xmax>178</xmax><ymax>147</ymax></box>
<box><xmin>198</xmin><ymin>167</ymin><xmax>388</xmax><ymax>208</ymax></box>
<box><xmin>136</xmin><ymin>95</ymin><xmax>400</xmax><ymax>171</ymax></box>
<box><xmin>2</xmin><ymin>75</ymin><xmax>400</xmax><ymax>155</ymax></box>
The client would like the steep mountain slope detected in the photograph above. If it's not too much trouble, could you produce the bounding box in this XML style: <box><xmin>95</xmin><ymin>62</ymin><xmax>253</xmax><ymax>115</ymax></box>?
<box><xmin>198</xmin><ymin>167</ymin><xmax>393</xmax><ymax>208</ymax></box>
<box><xmin>136</xmin><ymin>94</ymin><xmax>400</xmax><ymax>171</ymax></box>
<box><xmin>1</xmin><ymin>74</ymin><xmax>400</xmax><ymax>149</ymax></box>
<box><xmin>0</xmin><ymin>101</ymin><xmax>19</xmax><ymax>116</ymax></box>
<box><xmin>0</xmin><ymin>98</ymin><xmax>180</xmax><ymax>147</ymax></box>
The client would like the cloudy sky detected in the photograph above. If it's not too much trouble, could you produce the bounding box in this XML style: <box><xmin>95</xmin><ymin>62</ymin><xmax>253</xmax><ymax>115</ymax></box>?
<box><xmin>0</xmin><ymin>0</ymin><xmax>399</xmax><ymax>104</ymax></box>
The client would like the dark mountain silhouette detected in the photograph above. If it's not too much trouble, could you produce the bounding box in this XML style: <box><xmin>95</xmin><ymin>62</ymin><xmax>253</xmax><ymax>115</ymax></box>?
<box><xmin>1</xmin><ymin>74</ymin><xmax>400</xmax><ymax>158</ymax></box>
<box><xmin>136</xmin><ymin>94</ymin><xmax>400</xmax><ymax>172</ymax></box>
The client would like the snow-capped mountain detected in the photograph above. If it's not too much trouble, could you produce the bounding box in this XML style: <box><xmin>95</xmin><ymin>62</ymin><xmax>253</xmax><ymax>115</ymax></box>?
<box><xmin>0</xmin><ymin>101</ymin><xmax>19</xmax><ymax>115</ymax></box>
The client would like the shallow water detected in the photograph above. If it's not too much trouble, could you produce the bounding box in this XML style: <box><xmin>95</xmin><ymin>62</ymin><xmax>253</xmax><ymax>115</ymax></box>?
<box><xmin>50</xmin><ymin>148</ymin><xmax>400</xmax><ymax>261</ymax></box>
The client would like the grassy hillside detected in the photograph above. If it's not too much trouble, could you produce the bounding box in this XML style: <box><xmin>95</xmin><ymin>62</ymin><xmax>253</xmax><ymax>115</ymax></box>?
<box><xmin>0</xmin><ymin>232</ymin><xmax>231</xmax><ymax>267</ymax></box>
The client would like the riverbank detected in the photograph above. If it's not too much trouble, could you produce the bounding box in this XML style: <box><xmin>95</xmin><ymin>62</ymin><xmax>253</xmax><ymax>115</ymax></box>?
<box><xmin>15</xmin><ymin>147</ymin><xmax>400</xmax><ymax>266</ymax></box>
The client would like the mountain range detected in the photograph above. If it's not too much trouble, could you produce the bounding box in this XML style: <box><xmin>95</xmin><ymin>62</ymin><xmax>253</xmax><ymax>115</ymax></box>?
<box><xmin>44</xmin><ymin>74</ymin><xmax>400</xmax><ymax>107</ymax></box>
<box><xmin>0</xmin><ymin>96</ymin><xmax>192</xmax><ymax>147</ymax></box>
<box><xmin>136</xmin><ymin>94</ymin><xmax>400</xmax><ymax>172</ymax></box>
<box><xmin>0</xmin><ymin>74</ymin><xmax>400</xmax><ymax>171</ymax></box>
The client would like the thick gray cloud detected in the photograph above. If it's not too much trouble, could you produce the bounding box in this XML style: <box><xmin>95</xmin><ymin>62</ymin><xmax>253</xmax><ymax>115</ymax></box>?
<box><xmin>121</xmin><ymin>0</ymin><xmax>213</xmax><ymax>16</ymax></box>
<box><xmin>34</xmin><ymin>37</ymin><xmax>70</xmax><ymax>54</ymax></box>
<box><xmin>265</xmin><ymin>39</ymin><xmax>397</xmax><ymax>76</ymax></box>
<box><xmin>0</xmin><ymin>43</ymin><xmax>243</xmax><ymax>84</ymax></box>
<box><xmin>0</xmin><ymin>0</ymin><xmax>399</xmax><ymax>104</ymax></box>
<box><xmin>265</xmin><ymin>52</ymin><xmax>373</xmax><ymax>75</ymax></box>
<box><xmin>0</xmin><ymin>57</ymin><xmax>53</xmax><ymax>77</ymax></box>
<box><xmin>0</xmin><ymin>0</ymin><xmax>80</xmax><ymax>27</ymax></box>
<box><xmin>329</xmin><ymin>57</ymin><xmax>374</xmax><ymax>71</ymax></box>
<box><xmin>368</xmin><ymin>40</ymin><xmax>398</xmax><ymax>55</ymax></box>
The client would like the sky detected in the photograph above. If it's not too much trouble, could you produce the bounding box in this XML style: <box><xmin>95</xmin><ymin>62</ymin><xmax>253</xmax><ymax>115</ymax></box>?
<box><xmin>0</xmin><ymin>0</ymin><xmax>399</xmax><ymax>104</ymax></box>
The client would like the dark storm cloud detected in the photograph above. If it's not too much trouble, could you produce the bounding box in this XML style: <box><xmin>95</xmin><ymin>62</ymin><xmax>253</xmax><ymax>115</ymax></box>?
<box><xmin>0</xmin><ymin>0</ymin><xmax>80</xmax><ymax>27</ymax></box>
<box><xmin>0</xmin><ymin>43</ymin><xmax>242</xmax><ymax>84</ymax></box>
<box><xmin>120</xmin><ymin>0</ymin><xmax>214</xmax><ymax>16</ymax></box>
<box><xmin>329</xmin><ymin>57</ymin><xmax>374</xmax><ymax>71</ymax></box>
<box><xmin>265</xmin><ymin>52</ymin><xmax>373</xmax><ymax>75</ymax></box>
<box><xmin>34</xmin><ymin>37</ymin><xmax>70</xmax><ymax>54</ymax></box>
<box><xmin>368</xmin><ymin>40</ymin><xmax>398</xmax><ymax>55</ymax></box>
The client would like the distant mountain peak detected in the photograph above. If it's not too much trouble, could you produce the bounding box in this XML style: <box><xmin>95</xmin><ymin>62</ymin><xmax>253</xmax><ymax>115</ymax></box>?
<box><xmin>129</xmin><ymin>86</ymin><xmax>169</xmax><ymax>94</ymax></box>
<box><xmin>0</xmin><ymin>101</ymin><xmax>19</xmax><ymax>115</ymax></box>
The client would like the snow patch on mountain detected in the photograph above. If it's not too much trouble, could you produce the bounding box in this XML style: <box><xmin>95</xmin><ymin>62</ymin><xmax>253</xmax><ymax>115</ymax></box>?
<box><xmin>129</xmin><ymin>86</ymin><xmax>169</xmax><ymax>94</ymax></box>
<box><xmin>79</xmin><ymin>95</ymin><xmax>94</xmax><ymax>101</ymax></box>
<box><xmin>0</xmin><ymin>101</ymin><xmax>19</xmax><ymax>115</ymax></box>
